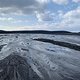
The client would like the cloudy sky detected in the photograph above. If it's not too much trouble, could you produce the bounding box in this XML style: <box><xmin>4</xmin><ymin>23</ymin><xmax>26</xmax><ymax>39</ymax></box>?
<box><xmin>0</xmin><ymin>0</ymin><xmax>80</xmax><ymax>31</ymax></box>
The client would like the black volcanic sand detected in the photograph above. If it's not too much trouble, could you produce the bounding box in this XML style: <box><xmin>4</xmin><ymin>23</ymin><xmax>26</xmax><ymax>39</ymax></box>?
<box><xmin>0</xmin><ymin>54</ymin><xmax>42</xmax><ymax>80</ymax></box>
<box><xmin>0</xmin><ymin>44</ymin><xmax>6</xmax><ymax>51</ymax></box>
<box><xmin>33</xmin><ymin>38</ymin><xmax>80</xmax><ymax>51</ymax></box>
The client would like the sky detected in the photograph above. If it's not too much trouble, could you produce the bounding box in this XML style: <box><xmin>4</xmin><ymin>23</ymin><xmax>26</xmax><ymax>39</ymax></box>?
<box><xmin>0</xmin><ymin>0</ymin><xmax>80</xmax><ymax>31</ymax></box>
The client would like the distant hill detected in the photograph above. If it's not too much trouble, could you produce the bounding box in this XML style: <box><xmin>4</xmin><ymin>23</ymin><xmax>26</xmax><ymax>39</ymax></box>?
<box><xmin>78</xmin><ymin>32</ymin><xmax>80</xmax><ymax>34</ymax></box>
<box><xmin>0</xmin><ymin>30</ymin><xmax>6</xmax><ymax>33</ymax></box>
<box><xmin>0</xmin><ymin>30</ymin><xmax>71</xmax><ymax>33</ymax></box>
<box><xmin>0</xmin><ymin>30</ymin><xmax>79</xmax><ymax>35</ymax></box>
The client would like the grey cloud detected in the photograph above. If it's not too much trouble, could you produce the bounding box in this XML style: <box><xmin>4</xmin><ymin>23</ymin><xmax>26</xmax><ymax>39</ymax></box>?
<box><xmin>35</xmin><ymin>11</ymin><xmax>53</xmax><ymax>22</ymax></box>
<box><xmin>0</xmin><ymin>0</ymin><xmax>37</xmax><ymax>7</ymax></box>
<box><xmin>0</xmin><ymin>0</ymin><xmax>45</xmax><ymax>15</ymax></box>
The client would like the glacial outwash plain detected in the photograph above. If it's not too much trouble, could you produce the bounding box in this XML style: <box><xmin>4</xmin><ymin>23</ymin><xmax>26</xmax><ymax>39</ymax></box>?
<box><xmin>0</xmin><ymin>31</ymin><xmax>80</xmax><ymax>80</ymax></box>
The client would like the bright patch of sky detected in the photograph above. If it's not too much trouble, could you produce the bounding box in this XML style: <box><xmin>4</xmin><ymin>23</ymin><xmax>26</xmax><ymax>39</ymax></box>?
<box><xmin>0</xmin><ymin>0</ymin><xmax>80</xmax><ymax>31</ymax></box>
